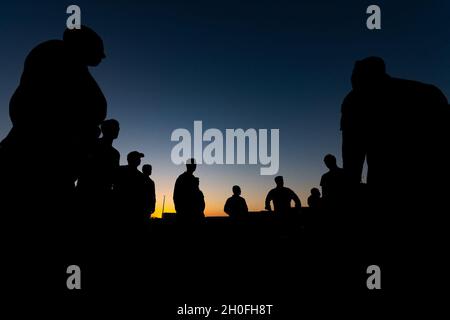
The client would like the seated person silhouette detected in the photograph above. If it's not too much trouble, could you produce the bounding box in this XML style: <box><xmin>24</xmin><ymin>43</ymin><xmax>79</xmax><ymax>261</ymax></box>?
<box><xmin>320</xmin><ymin>154</ymin><xmax>346</xmax><ymax>209</ymax></box>
<box><xmin>224</xmin><ymin>185</ymin><xmax>249</xmax><ymax>219</ymax></box>
<box><xmin>114</xmin><ymin>151</ymin><xmax>147</xmax><ymax>225</ymax></box>
<box><xmin>307</xmin><ymin>187</ymin><xmax>322</xmax><ymax>210</ymax></box>
<box><xmin>142</xmin><ymin>164</ymin><xmax>156</xmax><ymax>217</ymax></box>
<box><xmin>173</xmin><ymin>158</ymin><xmax>204</xmax><ymax>223</ymax></box>
<box><xmin>265</xmin><ymin>176</ymin><xmax>301</xmax><ymax>216</ymax></box>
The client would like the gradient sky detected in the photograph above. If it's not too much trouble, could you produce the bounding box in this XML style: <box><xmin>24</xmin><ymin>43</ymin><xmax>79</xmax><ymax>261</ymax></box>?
<box><xmin>1</xmin><ymin>1</ymin><xmax>449</xmax><ymax>216</ymax></box>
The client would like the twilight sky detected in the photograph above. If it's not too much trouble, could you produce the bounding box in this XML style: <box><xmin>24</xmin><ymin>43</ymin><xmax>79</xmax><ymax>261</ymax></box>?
<box><xmin>1</xmin><ymin>0</ymin><xmax>449</xmax><ymax>215</ymax></box>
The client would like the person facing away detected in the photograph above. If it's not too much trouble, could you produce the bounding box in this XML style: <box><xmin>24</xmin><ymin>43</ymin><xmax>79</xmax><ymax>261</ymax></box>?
<box><xmin>224</xmin><ymin>185</ymin><xmax>249</xmax><ymax>219</ymax></box>
<box><xmin>320</xmin><ymin>154</ymin><xmax>346</xmax><ymax>209</ymax></box>
<box><xmin>114</xmin><ymin>151</ymin><xmax>148</xmax><ymax>223</ymax></box>
<box><xmin>77</xmin><ymin>119</ymin><xmax>120</xmax><ymax>195</ymax></box>
<box><xmin>265</xmin><ymin>176</ymin><xmax>301</xmax><ymax>215</ymax></box>
<box><xmin>142</xmin><ymin>164</ymin><xmax>156</xmax><ymax>217</ymax></box>
<box><xmin>173</xmin><ymin>158</ymin><xmax>204</xmax><ymax>222</ymax></box>
<box><xmin>307</xmin><ymin>188</ymin><xmax>322</xmax><ymax>210</ymax></box>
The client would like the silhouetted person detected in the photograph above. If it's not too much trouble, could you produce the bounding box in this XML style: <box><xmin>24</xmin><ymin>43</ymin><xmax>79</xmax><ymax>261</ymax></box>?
<box><xmin>265</xmin><ymin>176</ymin><xmax>301</xmax><ymax>216</ymax></box>
<box><xmin>77</xmin><ymin>119</ymin><xmax>120</xmax><ymax>195</ymax></box>
<box><xmin>0</xmin><ymin>25</ymin><xmax>107</xmax><ymax>238</ymax></box>
<box><xmin>224</xmin><ymin>185</ymin><xmax>249</xmax><ymax>219</ymax></box>
<box><xmin>142</xmin><ymin>164</ymin><xmax>156</xmax><ymax>217</ymax></box>
<box><xmin>114</xmin><ymin>151</ymin><xmax>148</xmax><ymax>226</ymax></box>
<box><xmin>342</xmin><ymin>57</ymin><xmax>448</xmax><ymax>189</ymax></box>
<box><xmin>341</xmin><ymin>56</ymin><xmax>449</xmax><ymax>249</ymax></box>
<box><xmin>307</xmin><ymin>188</ymin><xmax>322</xmax><ymax>210</ymax></box>
<box><xmin>192</xmin><ymin>177</ymin><xmax>205</xmax><ymax>219</ymax></box>
<box><xmin>76</xmin><ymin>119</ymin><xmax>120</xmax><ymax>231</ymax></box>
<box><xmin>320</xmin><ymin>154</ymin><xmax>346</xmax><ymax>209</ymax></box>
<box><xmin>173</xmin><ymin>158</ymin><xmax>204</xmax><ymax>223</ymax></box>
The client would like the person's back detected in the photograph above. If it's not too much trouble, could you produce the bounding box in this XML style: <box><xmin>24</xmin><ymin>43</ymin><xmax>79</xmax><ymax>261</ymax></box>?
<box><xmin>307</xmin><ymin>188</ymin><xmax>322</xmax><ymax>210</ymax></box>
<box><xmin>224</xmin><ymin>186</ymin><xmax>248</xmax><ymax>218</ymax></box>
<box><xmin>173</xmin><ymin>159</ymin><xmax>200</xmax><ymax>222</ymax></box>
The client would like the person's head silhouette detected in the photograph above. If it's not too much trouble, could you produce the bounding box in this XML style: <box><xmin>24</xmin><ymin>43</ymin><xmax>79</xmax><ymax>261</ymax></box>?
<box><xmin>186</xmin><ymin>158</ymin><xmax>197</xmax><ymax>174</ymax></box>
<box><xmin>101</xmin><ymin>119</ymin><xmax>120</xmax><ymax>140</ymax></box>
<box><xmin>63</xmin><ymin>25</ymin><xmax>105</xmax><ymax>66</ymax></box>
<box><xmin>274</xmin><ymin>176</ymin><xmax>284</xmax><ymax>188</ymax></box>
<box><xmin>351</xmin><ymin>56</ymin><xmax>387</xmax><ymax>90</ymax></box>
<box><xmin>324</xmin><ymin>154</ymin><xmax>338</xmax><ymax>170</ymax></box>
<box><xmin>127</xmin><ymin>151</ymin><xmax>144</xmax><ymax>169</ymax></box>
<box><xmin>142</xmin><ymin>164</ymin><xmax>152</xmax><ymax>176</ymax></box>
<box><xmin>232</xmin><ymin>185</ymin><xmax>241</xmax><ymax>196</ymax></box>
<box><xmin>310</xmin><ymin>187</ymin><xmax>321</xmax><ymax>197</ymax></box>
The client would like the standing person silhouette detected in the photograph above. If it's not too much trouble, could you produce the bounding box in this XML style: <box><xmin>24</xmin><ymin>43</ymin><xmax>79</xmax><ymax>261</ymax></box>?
<box><xmin>0</xmin><ymin>25</ymin><xmax>107</xmax><ymax>247</ymax></box>
<box><xmin>224</xmin><ymin>185</ymin><xmax>249</xmax><ymax>219</ymax></box>
<box><xmin>341</xmin><ymin>56</ymin><xmax>449</xmax><ymax>254</ymax></box>
<box><xmin>265</xmin><ymin>176</ymin><xmax>301</xmax><ymax>216</ymax></box>
<box><xmin>76</xmin><ymin>119</ymin><xmax>120</xmax><ymax>234</ymax></box>
<box><xmin>142</xmin><ymin>164</ymin><xmax>156</xmax><ymax>218</ymax></box>
<box><xmin>173</xmin><ymin>158</ymin><xmax>204</xmax><ymax>223</ymax></box>
<box><xmin>114</xmin><ymin>151</ymin><xmax>147</xmax><ymax>227</ymax></box>
<box><xmin>0</xmin><ymin>25</ymin><xmax>107</xmax><ymax>292</ymax></box>
<box><xmin>320</xmin><ymin>154</ymin><xmax>346</xmax><ymax>209</ymax></box>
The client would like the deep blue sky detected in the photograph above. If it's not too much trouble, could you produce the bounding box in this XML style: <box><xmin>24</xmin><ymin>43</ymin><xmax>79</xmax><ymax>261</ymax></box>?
<box><xmin>1</xmin><ymin>1</ymin><xmax>449</xmax><ymax>214</ymax></box>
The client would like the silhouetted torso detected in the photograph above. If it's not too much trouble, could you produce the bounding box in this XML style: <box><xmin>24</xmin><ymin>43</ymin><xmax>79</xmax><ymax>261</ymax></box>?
<box><xmin>224</xmin><ymin>195</ymin><xmax>248</xmax><ymax>218</ymax></box>
<box><xmin>307</xmin><ymin>194</ymin><xmax>322</xmax><ymax>210</ymax></box>
<box><xmin>114</xmin><ymin>165</ymin><xmax>148</xmax><ymax>223</ymax></box>
<box><xmin>320</xmin><ymin>167</ymin><xmax>345</xmax><ymax>208</ymax></box>
<box><xmin>265</xmin><ymin>186</ymin><xmax>301</xmax><ymax>215</ymax></box>
<box><xmin>77</xmin><ymin>138</ymin><xmax>120</xmax><ymax>194</ymax></box>
<box><xmin>173</xmin><ymin>172</ymin><xmax>205</xmax><ymax>221</ymax></box>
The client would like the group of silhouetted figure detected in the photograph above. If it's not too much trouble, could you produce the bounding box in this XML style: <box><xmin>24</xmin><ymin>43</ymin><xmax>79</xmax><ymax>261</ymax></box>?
<box><xmin>0</xmin><ymin>27</ymin><xmax>448</xmax><ymax>246</ymax></box>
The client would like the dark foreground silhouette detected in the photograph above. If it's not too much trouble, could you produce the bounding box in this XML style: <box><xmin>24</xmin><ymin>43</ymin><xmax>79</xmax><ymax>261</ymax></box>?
<box><xmin>0</xmin><ymin>41</ymin><xmax>448</xmax><ymax>312</ymax></box>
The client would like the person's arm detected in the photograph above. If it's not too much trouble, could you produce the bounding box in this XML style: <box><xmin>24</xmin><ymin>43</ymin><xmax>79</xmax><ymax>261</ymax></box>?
<box><xmin>243</xmin><ymin>199</ymin><xmax>248</xmax><ymax>214</ymax></box>
<box><xmin>290</xmin><ymin>189</ymin><xmax>301</xmax><ymax>208</ymax></box>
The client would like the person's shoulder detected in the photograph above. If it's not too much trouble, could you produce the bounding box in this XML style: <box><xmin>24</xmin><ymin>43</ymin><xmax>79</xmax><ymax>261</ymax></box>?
<box><xmin>284</xmin><ymin>186</ymin><xmax>295</xmax><ymax>193</ymax></box>
<box><xmin>26</xmin><ymin>40</ymin><xmax>65</xmax><ymax>63</ymax></box>
<box><xmin>321</xmin><ymin>171</ymin><xmax>331</xmax><ymax>180</ymax></box>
